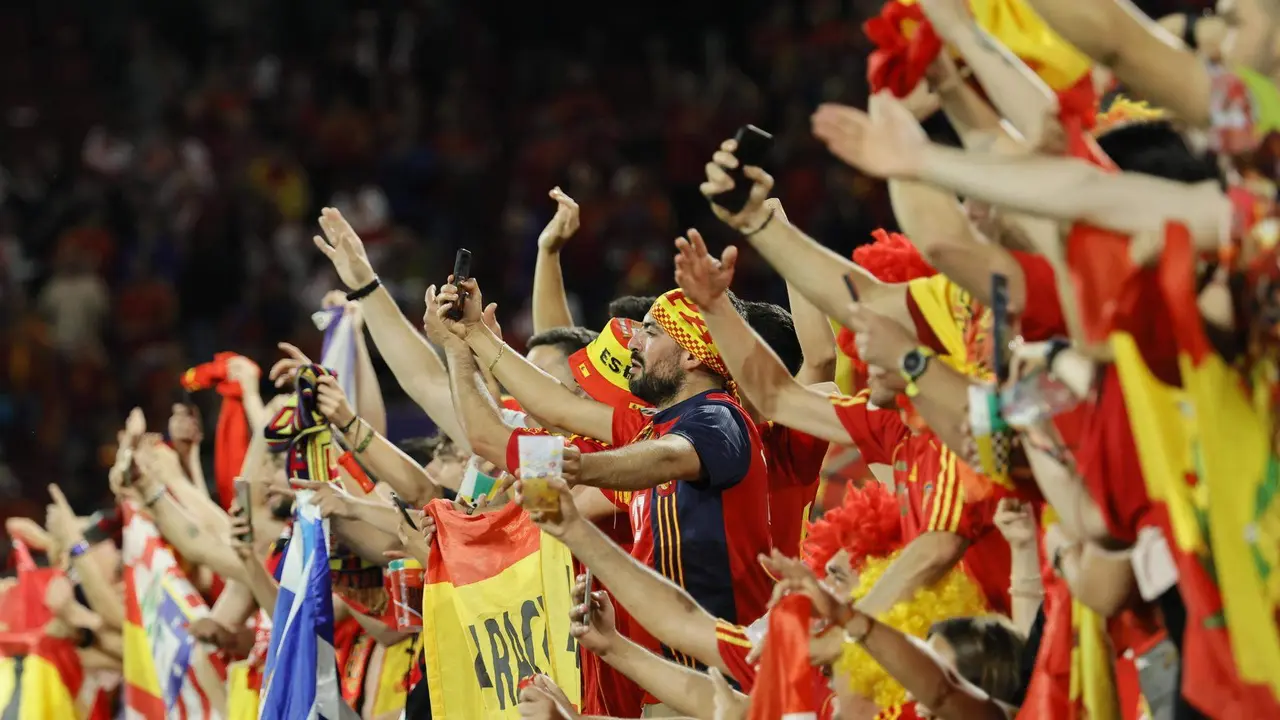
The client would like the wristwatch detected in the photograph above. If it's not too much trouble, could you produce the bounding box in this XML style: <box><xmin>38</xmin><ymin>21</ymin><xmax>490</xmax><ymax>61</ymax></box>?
<box><xmin>898</xmin><ymin>347</ymin><xmax>935</xmax><ymax>397</ymax></box>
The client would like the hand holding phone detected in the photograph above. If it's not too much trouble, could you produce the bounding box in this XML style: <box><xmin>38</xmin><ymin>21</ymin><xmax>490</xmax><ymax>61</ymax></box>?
<box><xmin>234</xmin><ymin>479</ymin><xmax>254</xmax><ymax>544</ymax></box>
<box><xmin>389</xmin><ymin>490</ymin><xmax>419</xmax><ymax>531</ymax></box>
<box><xmin>446</xmin><ymin>249</ymin><xmax>473</xmax><ymax>322</ymax></box>
<box><xmin>581</xmin><ymin>569</ymin><xmax>595</xmax><ymax>622</ymax></box>
<box><xmin>711</xmin><ymin>125</ymin><xmax>773</xmax><ymax>215</ymax></box>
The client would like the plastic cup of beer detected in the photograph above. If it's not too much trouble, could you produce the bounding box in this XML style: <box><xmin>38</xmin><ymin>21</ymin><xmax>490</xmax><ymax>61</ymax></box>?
<box><xmin>388</xmin><ymin>558</ymin><xmax>424</xmax><ymax>630</ymax></box>
<box><xmin>517</xmin><ymin>435</ymin><xmax>564</xmax><ymax>519</ymax></box>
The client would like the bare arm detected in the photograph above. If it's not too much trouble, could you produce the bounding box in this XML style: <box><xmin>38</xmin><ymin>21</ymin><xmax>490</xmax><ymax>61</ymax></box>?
<box><xmin>532</xmin><ymin>188</ymin><xmax>580</xmax><ymax>333</ymax></box>
<box><xmin>445</xmin><ymin>343</ymin><xmax>517</xmax><ymax>469</ymax></box>
<box><xmin>856</xmin><ymin>531</ymin><xmax>969</xmax><ymax>616</ymax></box>
<box><xmin>788</xmin><ymin>281</ymin><xmax>838</xmax><ymax>386</ymax></box>
<box><xmin>1057</xmin><ymin>542</ymin><xmax>1138</xmax><ymax>617</ymax></box>
<box><xmin>358</xmin><ymin>285</ymin><xmax>470</xmax><ymax>451</ymax></box>
<box><xmin>701</xmin><ymin>294</ymin><xmax>854</xmax><ymax>446</ymax></box>
<box><xmin>599</xmin><ymin>638</ymin><xmax>741</xmax><ymax>718</ymax></box>
<box><xmin>336</xmin><ymin>422</ymin><xmax>442</xmax><ymax>504</ymax></box>
<box><xmin>465</xmin><ymin>323</ymin><xmax>614</xmax><ymax>441</ymax></box>
<box><xmin>914</xmin><ymin>144</ymin><xmax>1230</xmax><ymax>250</ymax></box>
<box><xmin>208</xmin><ymin>579</ymin><xmax>257</xmax><ymax>629</ymax></box>
<box><xmin>354</xmin><ymin>320</ymin><xmax>388</xmax><ymax>436</ymax></box>
<box><xmin>559</xmin><ymin>518</ymin><xmax>724</xmax><ymax>671</ymax></box>
<box><xmin>142</xmin><ymin>488</ymin><xmax>246</xmax><ymax>583</ymax></box>
<box><xmin>575</xmin><ymin>435</ymin><xmax>704</xmax><ymax>492</ymax></box>
<box><xmin>1024</xmin><ymin>445</ymin><xmax>1111</xmax><ymax>542</ymax></box>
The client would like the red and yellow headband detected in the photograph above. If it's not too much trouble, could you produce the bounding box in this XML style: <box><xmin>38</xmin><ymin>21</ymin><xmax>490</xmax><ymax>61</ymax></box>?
<box><xmin>569</xmin><ymin>318</ymin><xmax>651</xmax><ymax>410</ymax></box>
<box><xmin>650</xmin><ymin>289</ymin><xmax>738</xmax><ymax>397</ymax></box>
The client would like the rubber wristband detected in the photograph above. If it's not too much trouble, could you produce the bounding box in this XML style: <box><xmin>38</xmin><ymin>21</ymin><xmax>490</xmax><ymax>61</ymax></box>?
<box><xmin>144</xmin><ymin>485</ymin><xmax>166</xmax><ymax>507</ymax></box>
<box><xmin>742</xmin><ymin>208</ymin><xmax>776</xmax><ymax>237</ymax></box>
<box><xmin>68</xmin><ymin>541</ymin><xmax>90</xmax><ymax>559</ymax></box>
<box><xmin>338</xmin><ymin>415</ymin><xmax>359</xmax><ymax>434</ymax></box>
<box><xmin>346</xmin><ymin>277</ymin><xmax>382</xmax><ymax>302</ymax></box>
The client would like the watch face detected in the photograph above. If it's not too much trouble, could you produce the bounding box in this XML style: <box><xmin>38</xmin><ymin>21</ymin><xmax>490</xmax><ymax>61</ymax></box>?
<box><xmin>903</xmin><ymin>350</ymin><xmax>928</xmax><ymax>377</ymax></box>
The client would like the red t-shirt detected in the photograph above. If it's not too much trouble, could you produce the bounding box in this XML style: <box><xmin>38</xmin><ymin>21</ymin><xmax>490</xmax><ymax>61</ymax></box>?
<box><xmin>828</xmin><ymin>392</ymin><xmax>1011</xmax><ymax>614</ymax></box>
<box><xmin>759</xmin><ymin>421</ymin><xmax>829</xmax><ymax>558</ymax></box>
<box><xmin>714</xmin><ymin>619</ymin><xmax>837</xmax><ymax>718</ymax></box>
<box><xmin>1007</xmin><ymin>250</ymin><xmax>1068</xmax><ymax>341</ymax></box>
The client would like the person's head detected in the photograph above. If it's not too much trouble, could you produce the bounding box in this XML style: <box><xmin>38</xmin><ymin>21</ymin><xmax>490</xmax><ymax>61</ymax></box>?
<box><xmin>627</xmin><ymin>291</ymin><xmax>743</xmax><ymax>407</ymax></box>
<box><xmin>526</xmin><ymin>327</ymin><xmax>599</xmax><ymax>391</ymax></box>
<box><xmin>802</xmin><ymin>480</ymin><xmax>903</xmax><ymax>597</ymax></box>
<box><xmin>264</xmin><ymin>453</ymin><xmax>294</xmax><ymax>519</ymax></box>
<box><xmin>744</xmin><ymin>301</ymin><xmax>803</xmax><ymax>376</ymax></box>
<box><xmin>607</xmin><ymin>295</ymin><xmax>658</xmax><ymax>322</ymax></box>
<box><xmin>1094</xmin><ymin>99</ymin><xmax>1223</xmax><ymax>186</ymax></box>
<box><xmin>916</xmin><ymin>616</ymin><xmax>1026</xmax><ymax>718</ymax></box>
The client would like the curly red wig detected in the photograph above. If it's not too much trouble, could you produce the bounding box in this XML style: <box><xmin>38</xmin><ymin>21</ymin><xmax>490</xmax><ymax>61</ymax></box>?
<box><xmin>803</xmin><ymin>480</ymin><xmax>904</xmax><ymax>577</ymax></box>
<box><xmin>837</xmin><ymin>230</ymin><xmax>938</xmax><ymax>382</ymax></box>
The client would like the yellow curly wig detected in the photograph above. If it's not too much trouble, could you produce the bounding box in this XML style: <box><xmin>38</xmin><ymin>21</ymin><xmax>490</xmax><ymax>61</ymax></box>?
<box><xmin>835</xmin><ymin>551</ymin><xmax>990</xmax><ymax>708</ymax></box>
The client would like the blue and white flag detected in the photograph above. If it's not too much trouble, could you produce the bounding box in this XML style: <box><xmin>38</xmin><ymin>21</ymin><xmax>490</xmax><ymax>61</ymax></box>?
<box><xmin>312</xmin><ymin>307</ymin><xmax>359</xmax><ymax>407</ymax></box>
<box><xmin>258</xmin><ymin>492</ymin><xmax>359</xmax><ymax>720</ymax></box>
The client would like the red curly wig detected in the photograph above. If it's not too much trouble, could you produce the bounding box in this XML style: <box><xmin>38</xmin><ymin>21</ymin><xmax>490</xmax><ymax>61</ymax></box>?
<box><xmin>837</xmin><ymin>229</ymin><xmax>938</xmax><ymax>383</ymax></box>
<box><xmin>802</xmin><ymin>480</ymin><xmax>904</xmax><ymax>578</ymax></box>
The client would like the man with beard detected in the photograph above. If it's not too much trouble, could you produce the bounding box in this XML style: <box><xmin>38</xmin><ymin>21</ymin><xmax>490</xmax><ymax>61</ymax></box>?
<box><xmin>437</xmin><ymin>279</ymin><xmax>774</xmax><ymax>717</ymax></box>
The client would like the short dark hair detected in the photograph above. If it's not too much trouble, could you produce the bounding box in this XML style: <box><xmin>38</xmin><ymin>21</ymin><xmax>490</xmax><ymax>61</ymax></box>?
<box><xmin>527</xmin><ymin>326</ymin><xmax>599</xmax><ymax>357</ymax></box>
<box><xmin>1096</xmin><ymin>120</ymin><xmax>1223</xmax><ymax>187</ymax></box>
<box><xmin>607</xmin><ymin>296</ymin><xmax>657</xmax><ymax>322</ymax></box>
<box><xmin>744</xmin><ymin>301</ymin><xmax>803</xmax><ymax>376</ymax></box>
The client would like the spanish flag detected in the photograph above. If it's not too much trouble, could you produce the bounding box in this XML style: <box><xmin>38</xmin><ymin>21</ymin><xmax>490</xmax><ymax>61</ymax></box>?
<box><xmin>1112</xmin><ymin>224</ymin><xmax>1280</xmax><ymax>712</ymax></box>
<box><xmin>421</xmin><ymin>501</ymin><xmax>580</xmax><ymax>718</ymax></box>
<box><xmin>0</xmin><ymin>541</ymin><xmax>81</xmax><ymax>719</ymax></box>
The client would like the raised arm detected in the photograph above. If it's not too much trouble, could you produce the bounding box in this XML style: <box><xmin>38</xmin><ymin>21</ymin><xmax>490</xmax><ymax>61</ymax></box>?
<box><xmin>673</xmin><ymin>231</ymin><xmax>856</xmax><ymax>446</ymax></box>
<box><xmin>313</xmin><ymin>207</ymin><xmax>470</xmax><ymax>450</ymax></box>
<box><xmin>531</xmin><ymin>187</ymin><xmax>580</xmax><ymax>333</ymax></box>
<box><xmin>437</xmin><ymin>278</ymin><xmax>614</xmax><ymax>442</ymax></box>
<box><xmin>814</xmin><ymin>93</ymin><xmax>1230</xmax><ymax>252</ymax></box>
<box><xmin>350</xmin><ymin>303</ymin><xmax>388</xmax><ymax>436</ymax></box>
<box><xmin>786</xmin><ymin>279</ymin><xmax>838</xmax><ymax>386</ymax></box>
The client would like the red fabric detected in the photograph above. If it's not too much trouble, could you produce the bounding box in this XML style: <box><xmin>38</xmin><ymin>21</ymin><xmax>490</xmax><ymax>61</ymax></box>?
<box><xmin>1008</xmin><ymin>250</ymin><xmax>1068</xmax><ymax>341</ymax></box>
<box><xmin>759</xmin><ymin>422</ymin><xmax>828</xmax><ymax>559</ymax></box>
<box><xmin>863</xmin><ymin>1</ymin><xmax>943</xmax><ymax>98</ymax></box>
<box><xmin>1017</xmin><ymin>575</ymin><xmax>1074</xmax><ymax>719</ymax></box>
<box><xmin>0</xmin><ymin>540</ymin><xmax>59</xmax><ymax>655</ymax></box>
<box><xmin>1074</xmin><ymin>368</ymin><xmax>1156</xmax><ymax>545</ymax></box>
<box><xmin>181</xmin><ymin>352</ymin><xmax>256</xmax><ymax>510</ymax></box>
<box><xmin>747</xmin><ymin>595</ymin><xmax>820</xmax><ymax>719</ymax></box>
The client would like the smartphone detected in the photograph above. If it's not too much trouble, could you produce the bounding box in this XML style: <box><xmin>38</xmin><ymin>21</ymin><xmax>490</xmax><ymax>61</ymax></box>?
<box><xmin>234</xmin><ymin>479</ymin><xmax>254</xmax><ymax>544</ymax></box>
<box><xmin>582</xmin><ymin>569</ymin><xmax>595</xmax><ymax>621</ymax></box>
<box><xmin>389</xmin><ymin>490</ymin><xmax>419</xmax><ymax>531</ymax></box>
<box><xmin>446</xmin><ymin>248</ymin><xmax>473</xmax><ymax>321</ymax></box>
<box><xmin>711</xmin><ymin>125</ymin><xmax>774</xmax><ymax>214</ymax></box>
<box><xmin>990</xmin><ymin>274</ymin><xmax>1010</xmax><ymax>383</ymax></box>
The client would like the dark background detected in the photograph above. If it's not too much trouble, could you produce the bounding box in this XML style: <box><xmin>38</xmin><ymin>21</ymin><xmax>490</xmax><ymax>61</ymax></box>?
<box><xmin>0</xmin><ymin>0</ymin><xmax>1200</xmax><ymax>513</ymax></box>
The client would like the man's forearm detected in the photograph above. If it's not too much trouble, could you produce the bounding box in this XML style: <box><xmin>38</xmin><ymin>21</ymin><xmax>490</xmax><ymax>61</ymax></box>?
<box><xmin>357</xmin><ymin>286</ymin><xmax>469</xmax><ymax>450</ymax></box>
<box><xmin>856</xmin><ymin>532</ymin><xmax>966</xmax><ymax>616</ymax></box>
<box><xmin>147</xmin><ymin>493</ymin><xmax>245</xmax><ymax>582</ymax></box>
<box><xmin>577</xmin><ymin>438</ymin><xmax>701</xmax><ymax>492</ymax></box>
<box><xmin>560</xmin><ymin>520</ymin><xmax>720</xmax><ymax>667</ymax></box>
<box><xmin>916</xmin><ymin>144</ymin><xmax>1228</xmax><ymax>247</ymax></box>
<box><xmin>345</xmin><ymin>497</ymin><xmax>404</xmax><ymax>537</ymax></box>
<box><xmin>446</xmin><ymin>345</ymin><xmax>514</xmax><ymax>468</ymax></box>
<box><xmin>354</xmin><ymin>328</ymin><xmax>388</xmax><ymax>435</ymax></box>
<box><xmin>467</xmin><ymin>324</ymin><xmax>613</xmax><ymax>441</ymax></box>
<box><xmin>701</xmin><ymin>296</ymin><xmax>794</xmax><ymax>418</ymax></box>
<box><xmin>947</xmin><ymin>24</ymin><xmax>1058</xmax><ymax>146</ymax></box>
<box><xmin>337</xmin><ymin>424</ymin><xmax>439</xmax><ymax>504</ymax></box>
<box><xmin>786</xmin><ymin>282</ymin><xmax>837</xmax><ymax>386</ymax></box>
<box><xmin>910</xmin><ymin>363</ymin><xmax>978</xmax><ymax>460</ymax></box>
<box><xmin>599</xmin><ymin>637</ymin><xmax>726</xmax><ymax>718</ymax></box>
<box><xmin>532</xmin><ymin>249</ymin><xmax>574</xmax><ymax>333</ymax></box>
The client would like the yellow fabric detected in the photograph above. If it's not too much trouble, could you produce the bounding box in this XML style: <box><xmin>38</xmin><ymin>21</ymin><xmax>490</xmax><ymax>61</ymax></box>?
<box><xmin>226</xmin><ymin>661</ymin><xmax>260</xmax><ymax>720</ymax></box>
<box><xmin>122</xmin><ymin>620</ymin><xmax>162</xmax><ymax>699</ymax></box>
<box><xmin>372</xmin><ymin>635</ymin><xmax>420</xmax><ymax>716</ymax></box>
<box><xmin>967</xmin><ymin>0</ymin><xmax>1093</xmax><ymax>91</ymax></box>
<box><xmin>906</xmin><ymin>275</ymin><xmax>992</xmax><ymax>380</ymax></box>
<box><xmin>422</xmin><ymin>533</ymin><xmax>580</xmax><ymax>718</ymax></box>
<box><xmin>0</xmin><ymin>655</ymin><xmax>78</xmax><ymax>719</ymax></box>
<box><xmin>831</xmin><ymin>318</ymin><xmax>857</xmax><ymax>395</ymax></box>
<box><xmin>1069</xmin><ymin>601</ymin><xmax>1121</xmax><ymax>720</ymax></box>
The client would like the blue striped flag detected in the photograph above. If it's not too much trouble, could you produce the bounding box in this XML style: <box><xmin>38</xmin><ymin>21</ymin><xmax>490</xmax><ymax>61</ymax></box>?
<box><xmin>258</xmin><ymin>493</ymin><xmax>358</xmax><ymax>720</ymax></box>
<box><xmin>312</xmin><ymin>307</ymin><xmax>358</xmax><ymax>406</ymax></box>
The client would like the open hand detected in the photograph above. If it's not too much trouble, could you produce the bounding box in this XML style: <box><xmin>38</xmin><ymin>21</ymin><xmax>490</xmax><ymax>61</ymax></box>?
<box><xmin>701</xmin><ymin>138</ymin><xmax>775</xmax><ymax>232</ymax></box>
<box><xmin>811</xmin><ymin>93</ymin><xmax>928</xmax><ymax>180</ymax></box>
<box><xmin>314</xmin><ymin>207</ymin><xmax>377</xmax><ymax>290</ymax></box>
<box><xmin>569</xmin><ymin>573</ymin><xmax>619</xmax><ymax>657</ymax></box>
<box><xmin>673</xmin><ymin>228</ymin><xmax>737</xmax><ymax>309</ymax></box>
<box><xmin>537</xmin><ymin>187</ymin><xmax>582</xmax><ymax>253</ymax></box>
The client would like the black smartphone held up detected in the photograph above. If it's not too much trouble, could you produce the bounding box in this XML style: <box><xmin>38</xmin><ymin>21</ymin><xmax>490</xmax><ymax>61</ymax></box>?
<box><xmin>991</xmin><ymin>274</ymin><xmax>1010</xmax><ymax>383</ymax></box>
<box><xmin>446</xmin><ymin>249</ymin><xmax>473</xmax><ymax>322</ymax></box>
<box><xmin>389</xmin><ymin>490</ymin><xmax>419</xmax><ymax>531</ymax></box>
<box><xmin>582</xmin><ymin>569</ymin><xmax>595</xmax><ymax>622</ymax></box>
<box><xmin>234</xmin><ymin>479</ymin><xmax>254</xmax><ymax>544</ymax></box>
<box><xmin>711</xmin><ymin>125</ymin><xmax>774</xmax><ymax>215</ymax></box>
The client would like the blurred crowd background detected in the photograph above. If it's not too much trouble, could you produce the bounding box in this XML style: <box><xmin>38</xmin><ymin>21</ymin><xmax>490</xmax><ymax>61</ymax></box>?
<box><xmin>0</xmin><ymin>0</ymin><xmax>1200</xmax><ymax>513</ymax></box>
